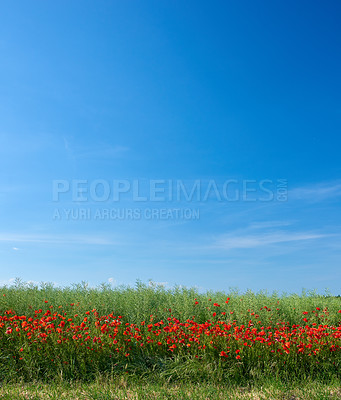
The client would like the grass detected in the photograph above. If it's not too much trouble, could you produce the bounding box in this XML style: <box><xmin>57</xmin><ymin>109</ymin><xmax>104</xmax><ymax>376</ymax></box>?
<box><xmin>0</xmin><ymin>379</ymin><xmax>341</xmax><ymax>399</ymax></box>
<box><xmin>0</xmin><ymin>279</ymin><xmax>340</xmax><ymax>398</ymax></box>
<box><xmin>1</xmin><ymin>278</ymin><xmax>340</xmax><ymax>326</ymax></box>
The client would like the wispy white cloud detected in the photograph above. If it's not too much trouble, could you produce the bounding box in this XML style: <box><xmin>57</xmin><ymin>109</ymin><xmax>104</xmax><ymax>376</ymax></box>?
<box><xmin>248</xmin><ymin>220</ymin><xmax>294</xmax><ymax>229</ymax></box>
<box><xmin>63</xmin><ymin>137</ymin><xmax>71</xmax><ymax>152</ymax></box>
<box><xmin>214</xmin><ymin>231</ymin><xmax>330</xmax><ymax>250</ymax></box>
<box><xmin>63</xmin><ymin>136</ymin><xmax>129</xmax><ymax>159</ymax></box>
<box><xmin>0</xmin><ymin>233</ymin><xmax>121</xmax><ymax>246</ymax></box>
<box><xmin>290</xmin><ymin>181</ymin><xmax>341</xmax><ymax>202</ymax></box>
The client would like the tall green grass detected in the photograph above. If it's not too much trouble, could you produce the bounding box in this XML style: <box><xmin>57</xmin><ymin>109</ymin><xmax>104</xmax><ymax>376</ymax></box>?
<box><xmin>1</xmin><ymin>278</ymin><xmax>340</xmax><ymax>326</ymax></box>
<box><xmin>0</xmin><ymin>279</ymin><xmax>340</xmax><ymax>385</ymax></box>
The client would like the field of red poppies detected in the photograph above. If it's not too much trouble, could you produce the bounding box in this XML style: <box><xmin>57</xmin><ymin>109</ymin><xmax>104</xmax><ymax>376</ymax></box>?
<box><xmin>0</xmin><ymin>281</ymin><xmax>340</xmax><ymax>384</ymax></box>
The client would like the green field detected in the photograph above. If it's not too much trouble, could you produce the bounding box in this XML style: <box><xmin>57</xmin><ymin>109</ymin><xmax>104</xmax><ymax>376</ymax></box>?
<box><xmin>0</xmin><ymin>380</ymin><xmax>341</xmax><ymax>399</ymax></box>
<box><xmin>0</xmin><ymin>280</ymin><xmax>340</xmax><ymax>399</ymax></box>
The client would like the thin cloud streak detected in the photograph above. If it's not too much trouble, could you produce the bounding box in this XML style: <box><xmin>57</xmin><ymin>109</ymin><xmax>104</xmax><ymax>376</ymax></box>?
<box><xmin>0</xmin><ymin>233</ymin><xmax>121</xmax><ymax>246</ymax></box>
<box><xmin>290</xmin><ymin>181</ymin><xmax>341</xmax><ymax>202</ymax></box>
<box><xmin>248</xmin><ymin>221</ymin><xmax>294</xmax><ymax>229</ymax></box>
<box><xmin>63</xmin><ymin>137</ymin><xmax>130</xmax><ymax>159</ymax></box>
<box><xmin>213</xmin><ymin>232</ymin><xmax>332</xmax><ymax>250</ymax></box>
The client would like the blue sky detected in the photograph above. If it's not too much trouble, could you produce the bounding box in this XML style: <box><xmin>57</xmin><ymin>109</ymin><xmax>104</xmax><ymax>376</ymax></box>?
<box><xmin>1</xmin><ymin>1</ymin><xmax>340</xmax><ymax>293</ymax></box>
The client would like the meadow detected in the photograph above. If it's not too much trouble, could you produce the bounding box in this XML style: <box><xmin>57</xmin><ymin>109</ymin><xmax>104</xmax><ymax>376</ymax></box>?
<box><xmin>0</xmin><ymin>279</ymin><xmax>340</xmax><ymax>399</ymax></box>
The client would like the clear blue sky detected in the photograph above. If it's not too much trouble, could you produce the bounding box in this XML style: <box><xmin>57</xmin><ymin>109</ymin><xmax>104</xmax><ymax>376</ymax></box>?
<box><xmin>1</xmin><ymin>1</ymin><xmax>340</xmax><ymax>294</ymax></box>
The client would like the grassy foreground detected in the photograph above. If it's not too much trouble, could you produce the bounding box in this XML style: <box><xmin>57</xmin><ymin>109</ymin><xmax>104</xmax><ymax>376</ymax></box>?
<box><xmin>0</xmin><ymin>379</ymin><xmax>341</xmax><ymax>399</ymax></box>
<box><xmin>0</xmin><ymin>280</ymin><xmax>340</xmax><ymax>398</ymax></box>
